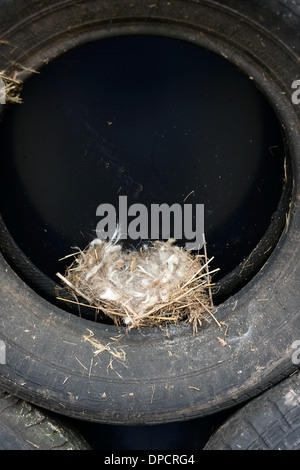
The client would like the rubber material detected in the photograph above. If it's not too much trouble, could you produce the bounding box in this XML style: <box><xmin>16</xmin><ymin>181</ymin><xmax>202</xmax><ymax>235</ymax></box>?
<box><xmin>0</xmin><ymin>390</ymin><xmax>91</xmax><ymax>450</ymax></box>
<box><xmin>0</xmin><ymin>0</ymin><xmax>299</xmax><ymax>424</ymax></box>
<box><xmin>204</xmin><ymin>371</ymin><xmax>300</xmax><ymax>450</ymax></box>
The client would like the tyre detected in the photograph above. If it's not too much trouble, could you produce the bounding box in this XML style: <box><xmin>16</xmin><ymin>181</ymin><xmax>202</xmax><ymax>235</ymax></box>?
<box><xmin>0</xmin><ymin>0</ymin><xmax>299</xmax><ymax>424</ymax></box>
<box><xmin>0</xmin><ymin>389</ymin><xmax>91</xmax><ymax>450</ymax></box>
<box><xmin>204</xmin><ymin>371</ymin><xmax>300</xmax><ymax>450</ymax></box>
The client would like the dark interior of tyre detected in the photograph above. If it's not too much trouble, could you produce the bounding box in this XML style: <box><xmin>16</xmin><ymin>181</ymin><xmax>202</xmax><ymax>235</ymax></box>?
<box><xmin>0</xmin><ymin>0</ymin><xmax>299</xmax><ymax>451</ymax></box>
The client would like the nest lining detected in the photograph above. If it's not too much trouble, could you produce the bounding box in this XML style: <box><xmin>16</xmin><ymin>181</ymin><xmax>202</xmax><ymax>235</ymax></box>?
<box><xmin>57</xmin><ymin>234</ymin><xmax>218</xmax><ymax>331</ymax></box>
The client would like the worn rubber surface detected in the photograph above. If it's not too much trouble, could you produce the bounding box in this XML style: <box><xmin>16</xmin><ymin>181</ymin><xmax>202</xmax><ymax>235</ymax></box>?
<box><xmin>0</xmin><ymin>0</ymin><xmax>299</xmax><ymax>424</ymax></box>
<box><xmin>204</xmin><ymin>371</ymin><xmax>300</xmax><ymax>450</ymax></box>
<box><xmin>0</xmin><ymin>390</ymin><xmax>90</xmax><ymax>450</ymax></box>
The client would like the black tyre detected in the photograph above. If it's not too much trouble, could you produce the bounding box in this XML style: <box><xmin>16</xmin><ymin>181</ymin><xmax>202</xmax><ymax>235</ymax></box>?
<box><xmin>0</xmin><ymin>0</ymin><xmax>299</xmax><ymax>424</ymax></box>
<box><xmin>204</xmin><ymin>371</ymin><xmax>300</xmax><ymax>450</ymax></box>
<box><xmin>0</xmin><ymin>390</ymin><xmax>91</xmax><ymax>450</ymax></box>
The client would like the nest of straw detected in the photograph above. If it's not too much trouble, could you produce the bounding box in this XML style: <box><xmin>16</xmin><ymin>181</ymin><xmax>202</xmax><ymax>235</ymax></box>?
<box><xmin>57</xmin><ymin>235</ymin><xmax>218</xmax><ymax>331</ymax></box>
<box><xmin>0</xmin><ymin>72</ymin><xmax>22</xmax><ymax>104</ymax></box>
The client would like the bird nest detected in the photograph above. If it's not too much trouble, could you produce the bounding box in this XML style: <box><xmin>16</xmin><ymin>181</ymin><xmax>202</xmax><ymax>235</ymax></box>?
<box><xmin>57</xmin><ymin>235</ymin><xmax>219</xmax><ymax>331</ymax></box>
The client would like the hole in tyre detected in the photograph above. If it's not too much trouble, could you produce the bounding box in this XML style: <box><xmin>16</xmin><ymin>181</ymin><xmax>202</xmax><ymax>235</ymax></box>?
<box><xmin>0</xmin><ymin>35</ymin><xmax>290</xmax><ymax>326</ymax></box>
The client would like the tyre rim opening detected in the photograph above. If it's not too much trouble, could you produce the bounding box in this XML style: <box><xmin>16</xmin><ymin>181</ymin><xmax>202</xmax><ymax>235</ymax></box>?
<box><xmin>0</xmin><ymin>35</ymin><xmax>289</xmax><ymax>325</ymax></box>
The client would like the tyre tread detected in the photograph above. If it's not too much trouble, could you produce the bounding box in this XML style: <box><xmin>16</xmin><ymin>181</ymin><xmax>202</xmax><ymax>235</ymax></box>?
<box><xmin>205</xmin><ymin>372</ymin><xmax>300</xmax><ymax>450</ymax></box>
<box><xmin>0</xmin><ymin>390</ymin><xmax>90</xmax><ymax>450</ymax></box>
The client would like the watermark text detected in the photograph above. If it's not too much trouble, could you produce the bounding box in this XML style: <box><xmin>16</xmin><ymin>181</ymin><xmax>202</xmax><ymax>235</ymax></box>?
<box><xmin>0</xmin><ymin>340</ymin><xmax>6</xmax><ymax>364</ymax></box>
<box><xmin>0</xmin><ymin>78</ymin><xmax>6</xmax><ymax>105</ymax></box>
<box><xmin>96</xmin><ymin>196</ymin><xmax>204</xmax><ymax>250</ymax></box>
<box><xmin>292</xmin><ymin>340</ymin><xmax>300</xmax><ymax>365</ymax></box>
<box><xmin>292</xmin><ymin>79</ymin><xmax>300</xmax><ymax>104</ymax></box>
